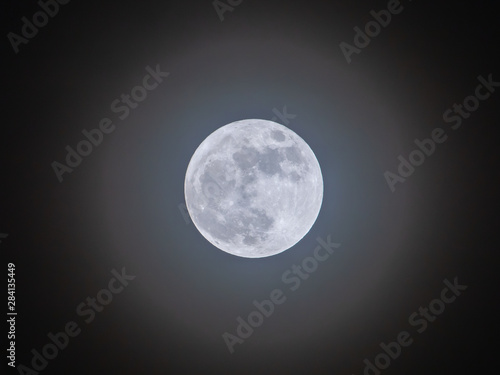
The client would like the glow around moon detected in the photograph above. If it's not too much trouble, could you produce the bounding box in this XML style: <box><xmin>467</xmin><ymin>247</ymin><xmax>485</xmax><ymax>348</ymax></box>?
<box><xmin>184</xmin><ymin>119</ymin><xmax>323</xmax><ymax>258</ymax></box>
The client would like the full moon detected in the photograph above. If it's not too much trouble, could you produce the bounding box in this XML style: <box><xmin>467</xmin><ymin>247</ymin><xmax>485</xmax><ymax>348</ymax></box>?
<box><xmin>184</xmin><ymin>119</ymin><xmax>323</xmax><ymax>258</ymax></box>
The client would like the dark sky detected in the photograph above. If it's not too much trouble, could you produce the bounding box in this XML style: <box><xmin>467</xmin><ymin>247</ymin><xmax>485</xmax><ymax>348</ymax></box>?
<box><xmin>2</xmin><ymin>0</ymin><xmax>499</xmax><ymax>374</ymax></box>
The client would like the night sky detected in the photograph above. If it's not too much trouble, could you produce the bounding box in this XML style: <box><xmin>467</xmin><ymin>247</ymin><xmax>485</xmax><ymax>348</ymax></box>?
<box><xmin>2</xmin><ymin>0</ymin><xmax>499</xmax><ymax>374</ymax></box>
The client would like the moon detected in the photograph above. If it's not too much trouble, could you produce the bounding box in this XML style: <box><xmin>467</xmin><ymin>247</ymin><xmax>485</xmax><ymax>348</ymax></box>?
<box><xmin>184</xmin><ymin>119</ymin><xmax>323</xmax><ymax>258</ymax></box>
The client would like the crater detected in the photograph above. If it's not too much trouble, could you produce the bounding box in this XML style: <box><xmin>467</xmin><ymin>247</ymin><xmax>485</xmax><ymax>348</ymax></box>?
<box><xmin>285</xmin><ymin>146</ymin><xmax>303</xmax><ymax>164</ymax></box>
<box><xmin>258</xmin><ymin>147</ymin><xmax>283</xmax><ymax>175</ymax></box>
<box><xmin>288</xmin><ymin>171</ymin><xmax>301</xmax><ymax>181</ymax></box>
<box><xmin>233</xmin><ymin>147</ymin><xmax>259</xmax><ymax>170</ymax></box>
<box><xmin>271</xmin><ymin>130</ymin><xmax>285</xmax><ymax>142</ymax></box>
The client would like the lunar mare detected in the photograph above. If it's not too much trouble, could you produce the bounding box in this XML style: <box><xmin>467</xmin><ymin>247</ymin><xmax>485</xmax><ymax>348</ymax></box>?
<box><xmin>184</xmin><ymin>119</ymin><xmax>323</xmax><ymax>258</ymax></box>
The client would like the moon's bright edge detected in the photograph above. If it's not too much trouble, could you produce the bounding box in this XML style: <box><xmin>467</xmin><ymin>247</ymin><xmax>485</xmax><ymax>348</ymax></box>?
<box><xmin>184</xmin><ymin>119</ymin><xmax>323</xmax><ymax>258</ymax></box>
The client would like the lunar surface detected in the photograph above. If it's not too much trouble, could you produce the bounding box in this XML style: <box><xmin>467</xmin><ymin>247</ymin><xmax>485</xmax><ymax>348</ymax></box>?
<box><xmin>184</xmin><ymin>119</ymin><xmax>323</xmax><ymax>258</ymax></box>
